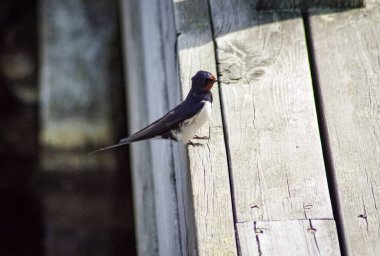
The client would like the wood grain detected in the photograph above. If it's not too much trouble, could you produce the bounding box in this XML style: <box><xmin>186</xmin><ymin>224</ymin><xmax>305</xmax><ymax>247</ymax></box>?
<box><xmin>309</xmin><ymin>6</ymin><xmax>380</xmax><ymax>255</ymax></box>
<box><xmin>120</xmin><ymin>1</ymin><xmax>159</xmax><ymax>255</ymax></box>
<box><xmin>210</xmin><ymin>2</ymin><xmax>334</xmax><ymax>222</ymax></box>
<box><xmin>120</xmin><ymin>0</ymin><xmax>183</xmax><ymax>255</ymax></box>
<box><xmin>174</xmin><ymin>0</ymin><xmax>238</xmax><ymax>255</ymax></box>
<box><xmin>238</xmin><ymin>220</ymin><xmax>340</xmax><ymax>255</ymax></box>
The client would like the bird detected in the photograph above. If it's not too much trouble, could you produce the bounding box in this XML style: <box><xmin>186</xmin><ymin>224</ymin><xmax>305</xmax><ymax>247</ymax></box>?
<box><xmin>89</xmin><ymin>70</ymin><xmax>218</xmax><ymax>155</ymax></box>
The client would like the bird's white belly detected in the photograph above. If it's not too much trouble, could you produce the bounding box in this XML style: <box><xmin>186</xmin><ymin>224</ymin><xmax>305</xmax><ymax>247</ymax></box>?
<box><xmin>177</xmin><ymin>101</ymin><xmax>212</xmax><ymax>143</ymax></box>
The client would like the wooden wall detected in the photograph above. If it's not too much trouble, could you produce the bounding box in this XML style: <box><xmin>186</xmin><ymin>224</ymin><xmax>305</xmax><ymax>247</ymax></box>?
<box><xmin>120</xmin><ymin>0</ymin><xmax>380</xmax><ymax>255</ymax></box>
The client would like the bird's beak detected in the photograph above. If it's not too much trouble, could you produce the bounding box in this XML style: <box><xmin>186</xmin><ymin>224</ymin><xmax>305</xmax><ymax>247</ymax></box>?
<box><xmin>209</xmin><ymin>74</ymin><xmax>218</xmax><ymax>83</ymax></box>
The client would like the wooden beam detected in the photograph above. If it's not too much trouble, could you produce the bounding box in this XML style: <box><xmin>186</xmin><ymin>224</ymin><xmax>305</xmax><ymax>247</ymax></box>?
<box><xmin>209</xmin><ymin>0</ymin><xmax>340</xmax><ymax>252</ymax></box>
<box><xmin>174</xmin><ymin>0</ymin><xmax>238</xmax><ymax>254</ymax></box>
<box><xmin>210</xmin><ymin>0</ymin><xmax>334</xmax><ymax>222</ymax></box>
<box><xmin>309</xmin><ymin>6</ymin><xmax>380</xmax><ymax>255</ymax></box>
<box><xmin>120</xmin><ymin>0</ymin><xmax>182</xmax><ymax>255</ymax></box>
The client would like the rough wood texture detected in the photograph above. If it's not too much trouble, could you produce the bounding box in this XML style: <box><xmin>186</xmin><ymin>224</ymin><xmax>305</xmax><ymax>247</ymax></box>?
<box><xmin>238</xmin><ymin>220</ymin><xmax>340</xmax><ymax>255</ymax></box>
<box><xmin>210</xmin><ymin>1</ymin><xmax>334</xmax><ymax>223</ymax></box>
<box><xmin>40</xmin><ymin>0</ymin><xmax>119</xmax><ymax>171</ymax></box>
<box><xmin>120</xmin><ymin>1</ymin><xmax>158</xmax><ymax>255</ymax></box>
<box><xmin>309</xmin><ymin>6</ymin><xmax>380</xmax><ymax>255</ymax></box>
<box><xmin>174</xmin><ymin>0</ymin><xmax>238</xmax><ymax>255</ymax></box>
<box><xmin>120</xmin><ymin>0</ymin><xmax>182</xmax><ymax>255</ymax></box>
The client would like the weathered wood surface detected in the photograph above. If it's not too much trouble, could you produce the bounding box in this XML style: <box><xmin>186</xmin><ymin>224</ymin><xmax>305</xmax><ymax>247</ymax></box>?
<box><xmin>40</xmin><ymin>0</ymin><xmax>118</xmax><ymax>171</ymax></box>
<box><xmin>309</xmin><ymin>6</ymin><xmax>380</xmax><ymax>255</ymax></box>
<box><xmin>174</xmin><ymin>0</ymin><xmax>238</xmax><ymax>255</ymax></box>
<box><xmin>238</xmin><ymin>220</ymin><xmax>340</xmax><ymax>255</ymax></box>
<box><xmin>209</xmin><ymin>0</ymin><xmax>341</xmax><ymax>253</ymax></box>
<box><xmin>120</xmin><ymin>0</ymin><xmax>182</xmax><ymax>255</ymax></box>
<box><xmin>120</xmin><ymin>0</ymin><xmax>380</xmax><ymax>255</ymax></box>
<box><xmin>210</xmin><ymin>2</ymin><xmax>334</xmax><ymax>222</ymax></box>
<box><xmin>120</xmin><ymin>1</ymin><xmax>158</xmax><ymax>255</ymax></box>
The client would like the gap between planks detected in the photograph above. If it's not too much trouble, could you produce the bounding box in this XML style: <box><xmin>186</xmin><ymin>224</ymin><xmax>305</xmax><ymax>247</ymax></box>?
<box><xmin>206</xmin><ymin>0</ymin><xmax>242</xmax><ymax>254</ymax></box>
<box><xmin>205</xmin><ymin>2</ymin><xmax>342</xmax><ymax>255</ymax></box>
<box><xmin>302</xmin><ymin>11</ymin><xmax>348</xmax><ymax>256</ymax></box>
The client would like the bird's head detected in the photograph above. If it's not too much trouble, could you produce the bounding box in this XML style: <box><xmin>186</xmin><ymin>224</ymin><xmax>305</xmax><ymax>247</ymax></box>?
<box><xmin>191</xmin><ymin>70</ymin><xmax>218</xmax><ymax>92</ymax></box>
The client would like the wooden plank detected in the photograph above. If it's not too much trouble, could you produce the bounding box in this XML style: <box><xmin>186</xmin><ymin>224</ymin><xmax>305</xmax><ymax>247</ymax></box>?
<box><xmin>120</xmin><ymin>0</ymin><xmax>182</xmax><ymax>255</ymax></box>
<box><xmin>210</xmin><ymin>1</ymin><xmax>334</xmax><ymax>222</ymax></box>
<box><xmin>309</xmin><ymin>6</ymin><xmax>380</xmax><ymax>255</ymax></box>
<box><xmin>238</xmin><ymin>220</ymin><xmax>340</xmax><ymax>255</ymax></box>
<box><xmin>138</xmin><ymin>0</ymin><xmax>182</xmax><ymax>255</ymax></box>
<box><xmin>173</xmin><ymin>0</ymin><xmax>238</xmax><ymax>255</ymax></box>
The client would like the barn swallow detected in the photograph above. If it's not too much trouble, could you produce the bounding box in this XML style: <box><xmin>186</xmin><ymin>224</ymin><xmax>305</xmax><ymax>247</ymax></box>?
<box><xmin>90</xmin><ymin>70</ymin><xmax>218</xmax><ymax>155</ymax></box>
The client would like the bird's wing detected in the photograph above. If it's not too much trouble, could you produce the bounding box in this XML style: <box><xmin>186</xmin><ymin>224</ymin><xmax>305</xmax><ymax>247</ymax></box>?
<box><xmin>122</xmin><ymin>100</ymin><xmax>205</xmax><ymax>143</ymax></box>
<box><xmin>88</xmin><ymin>100</ymin><xmax>205</xmax><ymax>155</ymax></box>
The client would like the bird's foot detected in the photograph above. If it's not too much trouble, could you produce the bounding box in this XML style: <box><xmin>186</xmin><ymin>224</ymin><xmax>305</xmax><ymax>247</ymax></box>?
<box><xmin>188</xmin><ymin>141</ymin><xmax>204</xmax><ymax>147</ymax></box>
<box><xmin>193</xmin><ymin>135</ymin><xmax>209</xmax><ymax>140</ymax></box>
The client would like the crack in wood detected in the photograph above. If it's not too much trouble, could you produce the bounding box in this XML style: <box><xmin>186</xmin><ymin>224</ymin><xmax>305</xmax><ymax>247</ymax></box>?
<box><xmin>303</xmin><ymin>203</ymin><xmax>313</xmax><ymax>220</ymax></box>
<box><xmin>370</xmin><ymin>180</ymin><xmax>378</xmax><ymax>211</ymax></box>
<box><xmin>308</xmin><ymin>220</ymin><xmax>321</xmax><ymax>255</ymax></box>
<box><xmin>256</xmin><ymin>157</ymin><xmax>261</xmax><ymax>194</ymax></box>
<box><xmin>365</xmin><ymin>167</ymin><xmax>379</xmax><ymax>212</ymax></box>
<box><xmin>285</xmin><ymin>172</ymin><xmax>291</xmax><ymax>198</ymax></box>
<box><xmin>206</xmin><ymin>1</ymin><xmax>241</xmax><ymax>255</ymax></box>
<box><xmin>253</xmin><ymin>221</ymin><xmax>263</xmax><ymax>256</ymax></box>
<box><xmin>358</xmin><ymin>194</ymin><xmax>369</xmax><ymax>232</ymax></box>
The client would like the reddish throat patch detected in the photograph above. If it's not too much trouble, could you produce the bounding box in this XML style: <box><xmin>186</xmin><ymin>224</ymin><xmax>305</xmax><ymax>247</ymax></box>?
<box><xmin>204</xmin><ymin>82</ymin><xmax>214</xmax><ymax>91</ymax></box>
<box><xmin>204</xmin><ymin>74</ymin><xmax>216</xmax><ymax>91</ymax></box>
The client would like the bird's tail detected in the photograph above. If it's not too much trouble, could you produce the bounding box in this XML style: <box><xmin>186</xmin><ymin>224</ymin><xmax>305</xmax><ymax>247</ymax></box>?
<box><xmin>88</xmin><ymin>138</ymin><xmax>133</xmax><ymax>156</ymax></box>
